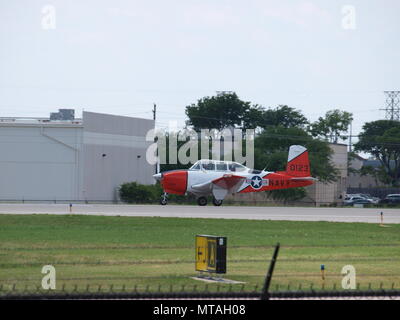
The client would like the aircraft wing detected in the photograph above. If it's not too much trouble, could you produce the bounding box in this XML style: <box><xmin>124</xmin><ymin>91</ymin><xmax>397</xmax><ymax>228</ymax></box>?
<box><xmin>290</xmin><ymin>177</ymin><xmax>318</xmax><ymax>181</ymax></box>
<box><xmin>212</xmin><ymin>174</ymin><xmax>247</xmax><ymax>189</ymax></box>
<box><xmin>191</xmin><ymin>174</ymin><xmax>246</xmax><ymax>200</ymax></box>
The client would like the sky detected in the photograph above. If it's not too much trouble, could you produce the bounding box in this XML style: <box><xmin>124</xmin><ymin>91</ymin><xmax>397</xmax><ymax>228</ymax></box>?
<box><xmin>0</xmin><ymin>0</ymin><xmax>399</xmax><ymax>142</ymax></box>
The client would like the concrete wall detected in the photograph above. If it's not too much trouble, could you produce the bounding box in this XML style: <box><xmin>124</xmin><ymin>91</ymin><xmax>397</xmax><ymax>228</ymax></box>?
<box><xmin>82</xmin><ymin>111</ymin><xmax>155</xmax><ymax>201</ymax></box>
<box><xmin>0</xmin><ymin>124</ymin><xmax>83</xmax><ymax>201</ymax></box>
<box><xmin>305</xmin><ymin>143</ymin><xmax>348</xmax><ymax>205</ymax></box>
<box><xmin>0</xmin><ymin>112</ymin><xmax>155</xmax><ymax>201</ymax></box>
<box><xmin>347</xmin><ymin>156</ymin><xmax>388</xmax><ymax>188</ymax></box>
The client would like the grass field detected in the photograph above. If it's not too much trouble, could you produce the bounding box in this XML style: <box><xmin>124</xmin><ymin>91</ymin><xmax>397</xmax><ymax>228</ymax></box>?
<box><xmin>0</xmin><ymin>214</ymin><xmax>399</xmax><ymax>294</ymax></box>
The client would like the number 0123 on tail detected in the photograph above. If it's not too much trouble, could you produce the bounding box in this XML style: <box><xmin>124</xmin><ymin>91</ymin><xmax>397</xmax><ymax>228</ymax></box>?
<box><xmin>153</xmin><ymin>145</ymin><xmax>317</xmax><ymax>206</ymax></box>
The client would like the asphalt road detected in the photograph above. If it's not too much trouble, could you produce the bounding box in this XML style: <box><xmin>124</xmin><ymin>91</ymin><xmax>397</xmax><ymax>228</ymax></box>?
<box><xmin>0</xmin><ymin>203</ymin><xmax>399</xmax><ymax>223</ymax></box>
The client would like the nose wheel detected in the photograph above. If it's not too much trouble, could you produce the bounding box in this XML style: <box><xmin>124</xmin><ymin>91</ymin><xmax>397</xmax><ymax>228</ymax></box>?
<box><xmin>197</xmin><ymin>196</ymin><xmax>208</xmax><ymax>206</ymax></box>
<box><xmin>160</xmin><ymin>193</ymin><xmax>168</xmax><ymax>205</ymax></box>
<box><xmin>212</xmin><ymin>198</ymin><xmax>223</xmax><ymax>206</ymax></box>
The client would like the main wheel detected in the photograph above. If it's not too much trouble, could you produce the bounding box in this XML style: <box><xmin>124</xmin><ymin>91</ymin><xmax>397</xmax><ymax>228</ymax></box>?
<box><xmin>197</xmin><ymin>196</ymin><xmax>208</xmax><ymax>206</ymax></box>
<box><xmin>212</xmin><ymin>198</ymin><xmax>223</xmax><ymax>206</ymax></box>
<box><xmin>160</xmin><ymin>194</ymin><xmax>168</xmax><ymax>205</ymax></box>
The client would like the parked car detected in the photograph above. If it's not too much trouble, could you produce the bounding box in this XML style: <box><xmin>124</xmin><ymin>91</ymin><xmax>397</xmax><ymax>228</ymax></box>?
<box><xmin>379</xmin><ymin>194</ymin><xmax>400</xmax><ymax>205</ymax></box>
<box><xmin>352</xmin><ymin>198</ymin><xmax>375</xmax><ymax>205</ymax></box>
<box><xmin>358</xmin><ymin>193</ymin><xmax>380</xmax><ymax>204</ymax></box>
<box><xmin>344</xmin><ymin>193</ymin><xmax>380</xmax><ymax>204</ymax></box>
<box><xmin>344</xmin><ymin>196</ymin><xmax>374</xmax><ymax>205</ymax></box>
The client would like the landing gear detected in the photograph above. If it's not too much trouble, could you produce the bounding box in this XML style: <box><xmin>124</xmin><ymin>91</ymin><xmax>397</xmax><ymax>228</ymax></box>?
<box><xmin>212</xmin><ymin>198</ymin><xmax>223</xmax><ymax>206</ymax></box>
<box><xmin>197</xmin><ymin>196</ymin><xmax>208</xmax><ymax>206</ymax></box>
<box><xmin>160</xmin><ymin>193</ymin><xmax>168</xmax><ymax>205</ymax></box>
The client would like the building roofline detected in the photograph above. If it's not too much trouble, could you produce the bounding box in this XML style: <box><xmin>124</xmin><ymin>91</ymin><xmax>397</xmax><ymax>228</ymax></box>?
<box><xmin>0</xmin><ymin>110</ymin><xmax>154</xmax><ymax>127</ymax></box>
<box><xmin>82</xmin><ymin>111</ymin><xmax>154</xmax><ymax>123</ymax></box>
<box><xmin>0</xmin><ymin>121</ymin><xmax>83</xmax><ymax>128</ymax></box>
<box><xmin>328</xmin><ymin>142</ymin><xmax>348</xmax><ymax>147</ymax></box>
<box><xmin>352</xmin><ymin>153</ymin><xmax>366</xmax><ymax>161</ymax></box>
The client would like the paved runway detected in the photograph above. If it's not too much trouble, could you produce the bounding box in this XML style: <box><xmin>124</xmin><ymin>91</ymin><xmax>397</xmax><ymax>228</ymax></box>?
<box><xmin>0</xmin><ymin>203</ymin><xmax>399</xmax><ymax>223</ymax></box>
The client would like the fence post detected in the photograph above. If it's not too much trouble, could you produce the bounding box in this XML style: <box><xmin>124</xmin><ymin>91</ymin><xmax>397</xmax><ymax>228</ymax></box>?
<box><xmin>260</xmin><ymin>242</ymin><xmax>280</xmax><ymax>300</ymax></box>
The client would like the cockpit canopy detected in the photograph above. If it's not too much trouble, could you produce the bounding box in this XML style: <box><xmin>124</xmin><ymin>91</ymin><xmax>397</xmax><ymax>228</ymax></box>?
<box><xmin>189</xmin><ymin>160</ymin><xmax>249</xmax><ymax>172</ymax></box>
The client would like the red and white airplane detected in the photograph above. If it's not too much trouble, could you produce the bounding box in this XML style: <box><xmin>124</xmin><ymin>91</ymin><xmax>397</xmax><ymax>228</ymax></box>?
<box><xmin>153</xmin><ymin>145</ymin><xmax>316</xmax><ymax>206</ymax></box>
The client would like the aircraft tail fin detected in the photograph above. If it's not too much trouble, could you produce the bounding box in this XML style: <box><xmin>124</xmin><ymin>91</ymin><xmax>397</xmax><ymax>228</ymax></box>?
<box><xmin>286</xmin><ymin>145</ymin><xmax>311</xmax><ymax>177</ymax></box>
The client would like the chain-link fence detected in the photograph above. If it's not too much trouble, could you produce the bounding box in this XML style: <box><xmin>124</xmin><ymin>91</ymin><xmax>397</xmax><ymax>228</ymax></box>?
<box><xmin>1</xmin><ymin>243</ymin><xmax>400</xmax><ymax>300</ymax></box>
<box><xmin>1</xmin><ymin>287</ymin><xmax>400</xmax><ymax>300</ymax></box>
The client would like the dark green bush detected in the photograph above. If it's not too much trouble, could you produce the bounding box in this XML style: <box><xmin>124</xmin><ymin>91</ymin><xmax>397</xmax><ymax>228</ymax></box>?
<box><xmin>119</xmin><ymin>181</ymin><xmax>199</xmax><ymax>204</ymax></box>
<box><xmin>119</xmin><ymin>182</ymin><xmax>163</xmax><ymax>203</ymax></box>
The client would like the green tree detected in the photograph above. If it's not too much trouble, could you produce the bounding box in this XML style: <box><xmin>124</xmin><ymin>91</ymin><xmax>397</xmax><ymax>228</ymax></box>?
<box><xmin>253</xmin><ymin>126</ymin><xmax>338</xmax><ymax>202</ymax></box>
<box><xmin>347</xmin><ymin>152</ymin><xmax>359</xmax><ymax>176</ymax></box>
<box><xmin>261</xmin><ymin>105</ymin><xmax>309</xmax><ymax>129</ymax></box>
<box><xmin>183</xmin><ymin>94</ymin><xmax>341</xmax><ymax>202</ymax></box>
<box><xmin>242</xmin><ymin>104</ymin><xmax>265</xmax><ymax>130</ymax></box>
<box><xmin>254</xmin><ymin>126</ymin><xmax>338</xmax><ymax>183</ymax></box>
<box><xmin>355</xmin><ymin>120</ymin><xmax>400</xmax><ymax>186</ymax></box>
<box><xmin>309</xmin><ymin>109</ymin><xmax>353</xmax><ymax>143</ymax></box>
<box><xmin>185</xmin><ymin>92</ymin><xmax>253</xmax><ymax>131</ymax></box>
<box><xmin>185</xmin><ymin>94</ymin><xmax>308</xmax><ymax>132</ymax></box>
<box><xmin>359</xmin><ymin>165</ymin><xmax>391</xmax><ymax>187</ymax></box>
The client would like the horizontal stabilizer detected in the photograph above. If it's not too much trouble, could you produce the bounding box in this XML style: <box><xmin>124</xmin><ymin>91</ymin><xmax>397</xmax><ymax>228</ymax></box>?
<box><xmin>290</xmin><ymin>177</ymin><xmax>318</xmax><ymax>181</ymax></box>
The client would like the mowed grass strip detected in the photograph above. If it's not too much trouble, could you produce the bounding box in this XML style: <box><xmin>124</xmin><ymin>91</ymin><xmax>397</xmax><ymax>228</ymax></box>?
<box><xmin>0</xmin><ymin>214</ymin><xmax>399</xmax><ymax>293</ymax></box>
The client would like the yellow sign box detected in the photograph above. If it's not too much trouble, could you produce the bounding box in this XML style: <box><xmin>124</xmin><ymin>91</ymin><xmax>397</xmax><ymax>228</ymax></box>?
<box><xmin>195</xmin><ymin>235</ymin><xmax>227</xmax><ymax>274</ymax></box>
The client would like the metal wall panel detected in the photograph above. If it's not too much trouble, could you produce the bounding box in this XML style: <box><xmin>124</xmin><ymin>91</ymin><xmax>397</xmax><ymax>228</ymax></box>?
<box><xmin>0</xmin><ymin>126</ymin><xmax>83</xmax><ymax>201</ymax></box>
<box><xmin>0</xmin><ymin>112</ymin><xmax>154</xmax><ymax>201</ymax></box>
<box><xmin>82</xmin><ymin>112</ymin><xmax>155</xmax><ymax>201</ymax></box>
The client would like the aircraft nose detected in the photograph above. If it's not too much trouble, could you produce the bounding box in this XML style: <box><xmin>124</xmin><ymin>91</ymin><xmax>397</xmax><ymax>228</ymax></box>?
<box><xmin>161</xmin><ymin>170</ymin><xmax>187</xmax><ymax>195</ymax></box>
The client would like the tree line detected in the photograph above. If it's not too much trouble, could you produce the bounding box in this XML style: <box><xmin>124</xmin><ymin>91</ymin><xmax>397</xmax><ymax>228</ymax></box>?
<box><xmin>121</xmin><ymin>92</ymin><xmax>398</xmax><ymax>204</ymax></box>
<box><xmin>185</xmin><ymin>92</ymin><xmax>399</xmax><ymax>188</ymax></box>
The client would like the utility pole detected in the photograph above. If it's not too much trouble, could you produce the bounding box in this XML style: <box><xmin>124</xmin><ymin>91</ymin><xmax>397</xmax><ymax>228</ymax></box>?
<box><xmin>349</xmin><ymin>120</ymin><xmax>352</xmax><ymax>153</ymax></box>
<box><xmin>152</xmin><ymin>103</ymin><xmax>156</xmax><ymax>121</ymax></box>
<box><xmin>380</xmin><ymin>91</ymin><xmax>400</xmax><ymax>121</ymax></box>
<box><xmin>152</xmin><ymin>103</ymin><xmax>160</xmax><ymax>174</ymax></box>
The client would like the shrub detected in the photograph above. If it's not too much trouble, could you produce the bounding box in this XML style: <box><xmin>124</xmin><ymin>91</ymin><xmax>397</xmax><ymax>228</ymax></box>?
<box><xmin>119</xmin><ymin>182</ymin><xmax>162</xmax><ymax>203</ymax></box>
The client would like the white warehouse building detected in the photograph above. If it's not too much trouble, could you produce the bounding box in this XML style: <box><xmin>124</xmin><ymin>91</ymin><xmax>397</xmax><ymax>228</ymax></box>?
<box><xmin>0</xmin><ymin>110</ymin><xmax>155</xmax><ymax>202</ymax></box>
